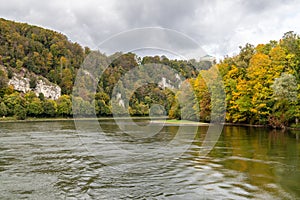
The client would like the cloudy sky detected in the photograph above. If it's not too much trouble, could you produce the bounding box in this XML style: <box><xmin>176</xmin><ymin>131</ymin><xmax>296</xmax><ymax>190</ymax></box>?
<box><xmin>1</xmin><ymin>0</ymin><xmax>300</xmax><ymax>59</ymax></box>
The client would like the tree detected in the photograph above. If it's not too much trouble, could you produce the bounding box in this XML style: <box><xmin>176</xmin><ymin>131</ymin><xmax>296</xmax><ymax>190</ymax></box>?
<box><xmin>38</xmin><ymin>93</ymin><xmax>45</xmax><ymax>101</ymax></box>
<box><xmin>60</xmin><ymin>68</ymin><xmax>73</xmax><ymax>94</ymax></box>
<box><xmin>177</xmin><ymin>81</ymin><xmax>199</xmax><ymax>121</ymax></box>
<box><xmin>0</xmin><ymin>69</ymin><xmax>8</xmax><ymax>89</ymax></box>
<box><xmin>246</xmin><ymin>53</ymin><xmax>273</xmax><ymax>124</ymax></box>
<box><xmin>270</xmin><ymin>73</ymin><xmax>298</xmax><ymax>127</ymax></box>
<box><xmin>57</xmin><ymin>95</ymin><xmax>72</xmax><ymax>116</ymax></box>
<box><xmin>192</xmin><ymin>73</ymin><xmax>211</xmax><ymax>121</ymax></box>
<box><xmin>29</xmin><ymin>75</ymin><xmax>37</xmax><ymax>89</ymax></box>
<box><xmin>272</xmin><ymin>73</ymin><xmax>297</xmax><ymax>102</ymax></box>
<box><xmin>236</xmin><ymin>43</ymin><xmax>255</xmax><ymax>68</ymax></box>
<box><xmin>168</xmin><ymin>99</ymin><xmax>180</xmax><ymax>119</ymax></box>
<box><xmin>14</xmin><ymin>104</ymin><xmax>26</xmax><ymax>120</ymax></box>
<box><xmin>16</xmin><ymin>59</ymin><xmax>23</xmax><ymax>70</ymax></box>
<box><xmin>43</xmin><ymin>99</ymin><xmax>57</xmax><ymax>117</ymax></box>
<box><xmin>73</xmin><ymin>97</ymin><xmax>94</xmax><ymax>116</ymax></box>
<box><xmin>0</xmin><ymin>102</ymin><xmax>8</xmax><ymax>117</ymax></box>
<box><xmin>26</xmin><ymin>98</ymin><xmax>43</xmax><ymax>117</ymax></box>
<box><xmin>3</xmin><ymin>92</ymin><xmax>24</xmax><ymax>116</ymax></box>
<box><xmin>95</xmin><ymin>92</ymin><xmax>111</xmax><ymax>116</ymax></box>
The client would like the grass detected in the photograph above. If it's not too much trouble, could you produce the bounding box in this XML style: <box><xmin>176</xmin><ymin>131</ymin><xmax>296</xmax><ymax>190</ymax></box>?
<box><xmin>0</xmin><ymin>116</ymin><xmax>16</xmax><ymax>121</ymax></box>
<box><xmin>153</xmin><ymin>119</ymin><xmax>209</xmax><ymax>125</ymax></box>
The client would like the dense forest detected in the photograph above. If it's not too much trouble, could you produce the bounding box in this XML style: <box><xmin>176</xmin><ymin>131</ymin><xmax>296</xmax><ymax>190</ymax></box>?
<box><xmin>0</xmin><ymin>18</ymin><xmax>299</xmax><ymax>128</ymax></box>
<box><xmin>0</xmin><ymin>18</ymin><xmax>209</xmax><ymax>120</ymax></box>
<box><xmin>192</xmin><ymin>31</ymin><xmax>300</xmax><ymax>128</ymax></box>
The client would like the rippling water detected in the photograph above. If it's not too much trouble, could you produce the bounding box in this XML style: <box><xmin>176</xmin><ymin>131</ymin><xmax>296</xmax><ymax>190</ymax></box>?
<box><xmin>0</xmin><ymin>120</ymin><xmax>299</xmax><ymax>199</ymax></box>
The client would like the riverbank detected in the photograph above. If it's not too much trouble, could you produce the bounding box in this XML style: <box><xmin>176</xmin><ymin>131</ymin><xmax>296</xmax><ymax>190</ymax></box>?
<box><xmin>0</xmin><ymin>117</ymin><xmax>299</xmax><ymax>130</ymax></box>
<box><xmin>0</xmin><ymin>116</ymin><xmax>167</xmax><ymax>123</ymax></box>
<box><xmin>0</xmin><ymin>116</ymin><xmax>75</xmax><ymax>123</ymax></box>
<box><xmin>0</xmin><ymin>117</ymin><xmax>209</xmax><ymax>126</ymax></box>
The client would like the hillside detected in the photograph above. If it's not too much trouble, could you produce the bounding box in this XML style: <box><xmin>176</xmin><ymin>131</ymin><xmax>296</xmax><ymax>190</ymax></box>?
<box><xmin>0</xmin><ymin>18</ymin><xmax>87</xmax><ymax>94</ymax></box>
<box><xmin>0</xmin><ymin>18</ymin><xmax>208</xmax><ymax>120</ymax></box>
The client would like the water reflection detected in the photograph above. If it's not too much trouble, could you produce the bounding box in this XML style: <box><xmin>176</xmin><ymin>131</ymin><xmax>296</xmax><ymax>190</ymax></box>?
<box><xmin>188</xmin><ymin>126</ymin><xmax>300</xmax><ymax>199</ymax></box>
<box><xmin>0</xmin><ymin>121</ymin><xmax>299</xmax><ymax>199</ymax></box>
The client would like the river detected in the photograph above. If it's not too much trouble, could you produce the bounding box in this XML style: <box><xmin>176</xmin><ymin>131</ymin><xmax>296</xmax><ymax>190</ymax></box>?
<box><xmin>0</xmin><ymin>120</ymin><xmax>299</xmax><ymax>199</ymax></box>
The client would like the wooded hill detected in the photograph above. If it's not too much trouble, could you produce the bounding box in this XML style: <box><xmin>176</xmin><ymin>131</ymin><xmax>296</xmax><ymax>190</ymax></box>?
<box><xmin>0</xmin><ymin>18</ymin><xmax>208</xmax><ymax>120</ymax></box>
<box><xmin>0</xmin><ymin>18</ymin><xmax>299</xmax><ymax>128</ymax></box>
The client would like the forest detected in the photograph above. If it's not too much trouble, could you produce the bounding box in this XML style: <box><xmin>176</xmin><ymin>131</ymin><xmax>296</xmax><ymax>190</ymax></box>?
<box><xmin>0</xmin><ymin>18</ymin><xmax>299</xmax><ymax>128</ymax></box>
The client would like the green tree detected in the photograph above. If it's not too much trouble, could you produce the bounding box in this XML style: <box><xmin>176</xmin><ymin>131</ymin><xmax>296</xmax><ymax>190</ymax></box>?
<box><xmin>38</xmin><ymin>93</ymin><xmax>45</xmax><ymax>101</ymax></box>
<box><xmin>95</xmin><ymin>92</ymin><xmax>111</xmax><ymax>116</ymax></box>
<box><xmin>270</xmin><ymin>73</ymin><xmax>298</xmax><ymax>127</ymax></box>
<box><xmin>177</xmin><ymin>81</ymin><xmax>199</xmax><ymax>121</ymax></box>
<box><xmin>57</xmin><ymin>95</ymin><xmax>72</xmax><ymax>116</ymax></box>
<box><xmin>29</xmin><ymin>76</ymin><xmax>37</xmax><ymax>89</ymax></box>
<box><xmin>73</xmin><ymin>97</ymin><xmax>94</xmax><ymax>116</ymax></box>
<box><xmin>3</xmin><ymin>92</ymin><xmax>24</xmax><ymax>116</ymax></box>
<box><xmin>43</xmin><ymin>99</ymin><xmax>57</xmax><ymax>117</ymax></box>
<box><xmin>0</xmin><ymin>102</ymin><xmax>8</xmax><ymax>117</ymax></box>
<box><xmin>15</xmin><ymin>104</ymin><xmax>26</xmax><ymax>120</ymax></box>
<box><xmin>26</xmin><ymin>98</ymin><xmax>43</xmax><ymax>117</ymax></box>
<box><xmin>272</xmin><ymin>73</ymin><xmax>297</xmax><ymax>102</ymax></box>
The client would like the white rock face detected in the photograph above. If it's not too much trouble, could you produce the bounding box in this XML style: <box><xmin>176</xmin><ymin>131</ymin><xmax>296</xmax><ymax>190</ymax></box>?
<box><xmin>8</xmin><ymin>72</ymin><xmax>61</xmax><ymax>100</ymax></box>
<box><xmin>158</xmin><ymin>77</ymin><xmax>175</xmax><ymax>89</ymax></box>
<box><xmin>116</xmin><ymin>92</ymin><xmax>125</xmax><ymax>108</ymax></box>
<box><xmin>34</xmin><ymin>80</ymin><xmax>61</xmax><ymax>100</ymax></box>
<box><xmin>8</xmin><ymin>75</ymin><xmax>31</xmax><ymax>93</ymax></box>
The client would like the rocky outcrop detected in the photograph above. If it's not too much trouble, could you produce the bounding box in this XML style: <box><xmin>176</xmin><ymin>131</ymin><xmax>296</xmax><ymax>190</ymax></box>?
<box><xmin>34</xmin><ymin>79</ymin><xmax>61</xmax><ymax>100</ymax></box>
<box><xmin>8</xmin><ymin>70</ymin><xmax>61</xmax><ymax>100</ymax></box>
<box><xmin>116</xmin><ymin>92</ymin><xmax>125</xmax><ymax>108</ymax></box>
<box><xmin>158</xmin><ymin>74</ymin><xmax>183</xmax><ymax>89</ymax></box>
<box><xmin>158</xmin><ymin>77</ymin><xmax>175</xmax><ymax>89</ymax></box>
<box><xmin>8</xmin><ymin>75</ymin><xmax>31</xmax><ymax>93</ymax></box>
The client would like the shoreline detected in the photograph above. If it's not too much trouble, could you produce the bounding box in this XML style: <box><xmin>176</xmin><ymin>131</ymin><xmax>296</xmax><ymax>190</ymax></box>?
<box><xmin>0</xmin><ymin>116</ymin><xmax>167</xmax><ymax>123</ymax></box>
<box><xmin>0</xmin><ymin>117</ymin><xmax>299</xmax><ymax>130</ymax></box>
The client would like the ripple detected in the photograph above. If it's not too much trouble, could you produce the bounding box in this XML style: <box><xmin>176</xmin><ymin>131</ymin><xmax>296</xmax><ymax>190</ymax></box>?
<box><xmin>1</xmin><ymin>121</ymin><xmax>300</xmax><ymax>199</ymax></box>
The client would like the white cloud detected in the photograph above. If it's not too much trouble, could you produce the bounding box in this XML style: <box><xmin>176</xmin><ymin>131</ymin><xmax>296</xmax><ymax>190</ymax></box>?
<box><xmin>0</xmin><ymin>0</ymin><xmax>300</xmax><ymax>59</ymax></box>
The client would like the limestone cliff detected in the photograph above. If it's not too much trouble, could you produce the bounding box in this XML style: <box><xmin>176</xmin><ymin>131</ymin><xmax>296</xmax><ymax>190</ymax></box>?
<box><xmin>7</xmin><ymin>68</ymin><xmax>61</xmax><ymax>100</ymax></box>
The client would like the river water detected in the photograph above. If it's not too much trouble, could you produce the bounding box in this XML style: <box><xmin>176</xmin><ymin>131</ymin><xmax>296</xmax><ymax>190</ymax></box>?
<box><xmin>0</xmin><ymin>120</ymin><xmax>299</xmax><ymax>199</ymax></box>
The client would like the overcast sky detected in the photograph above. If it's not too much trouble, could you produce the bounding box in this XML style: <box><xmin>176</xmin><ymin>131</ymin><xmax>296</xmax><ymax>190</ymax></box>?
<box><xmin>1</xmin><ymin>0</ymin><xmax>300</xmax><ymax>59</ymax></box>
